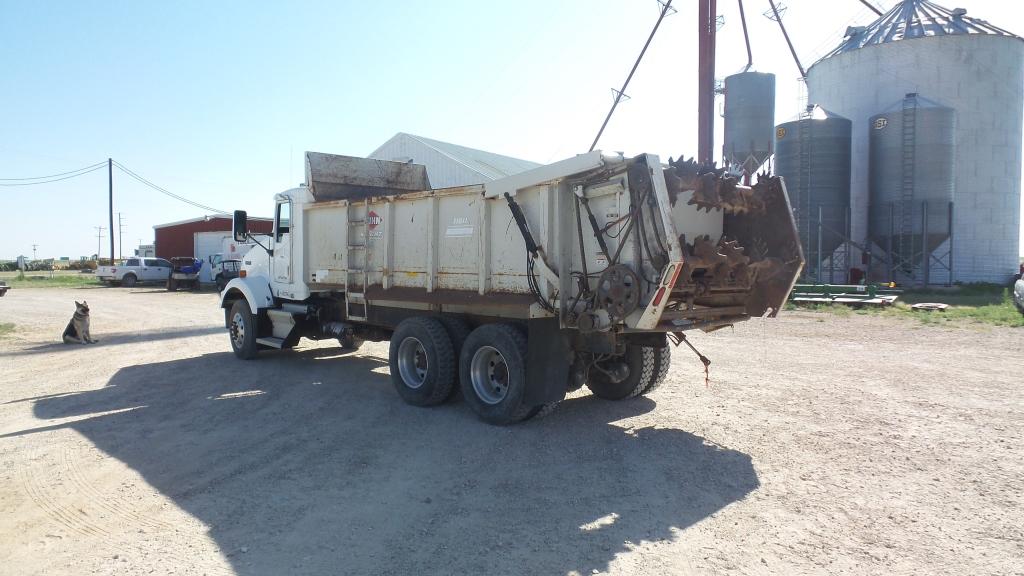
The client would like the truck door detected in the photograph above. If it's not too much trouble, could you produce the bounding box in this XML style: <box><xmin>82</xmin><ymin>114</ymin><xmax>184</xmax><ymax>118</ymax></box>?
<box><xmin>145</xmin><ymin>258</ymin><xmax>170</xmax><ymax>281</ymax></box>
<box><xmin>140</xmin><ymin>258</ymin><xmax>159</xmax><ymax>281</ymax></box>
<box><xmin>272</xmin><ymin>200</ymin><xmax>292</xmax><ymax>284</ymax></box>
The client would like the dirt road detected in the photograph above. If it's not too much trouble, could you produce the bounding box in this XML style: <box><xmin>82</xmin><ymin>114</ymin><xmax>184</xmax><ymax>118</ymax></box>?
<box><xmin>1</xmin><ymin>287</ymin><xmax>1021</xmax><ymax>575</ymax></box>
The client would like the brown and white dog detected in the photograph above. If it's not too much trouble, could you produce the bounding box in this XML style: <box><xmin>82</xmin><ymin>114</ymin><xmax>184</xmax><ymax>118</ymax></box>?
<box><xmin>62</xmin><ymin>301</ymin><xmax>97</xmax><ymax>344</ymax></box>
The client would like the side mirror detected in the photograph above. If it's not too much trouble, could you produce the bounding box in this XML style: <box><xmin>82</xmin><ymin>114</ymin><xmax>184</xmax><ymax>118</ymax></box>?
<box><xmin>233</xmin><ymin>210</ymin><xmax>248</xmax><ymax>242</ymax></box>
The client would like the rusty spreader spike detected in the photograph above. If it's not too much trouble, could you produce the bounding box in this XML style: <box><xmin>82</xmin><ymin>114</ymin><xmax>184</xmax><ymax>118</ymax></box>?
<box><xmin>664</xmin><ymin>157</ymin><xmax>771</xmax><ymax>216</ymax></box>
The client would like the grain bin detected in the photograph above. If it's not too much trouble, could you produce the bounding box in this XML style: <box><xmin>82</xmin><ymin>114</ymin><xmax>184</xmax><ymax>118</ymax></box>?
<box><xmin>723</xmin><ymin>72</ymin><xmax>776</xmax><ymax>176</ymax></box>
<box><xmin>869</xmin><ymin>94</ymin><xmax>955</xmax><ymax>277</ymax></box>
<box><xmin>806</xmin><ymin>0</ymin><xmax>1024</xmax><ymax>283</ymax></box>
<box><xmin>774</xmin><ymin>105</ymin><xmax>852</xmax><ymax>280</ymax></box>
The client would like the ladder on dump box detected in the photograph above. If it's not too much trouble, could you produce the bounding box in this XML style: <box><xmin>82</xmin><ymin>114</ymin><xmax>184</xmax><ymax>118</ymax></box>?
<box><xmin>345</xmin><ymin>200</ymin><xmax>369</xmax><ymax>322</ymax></box>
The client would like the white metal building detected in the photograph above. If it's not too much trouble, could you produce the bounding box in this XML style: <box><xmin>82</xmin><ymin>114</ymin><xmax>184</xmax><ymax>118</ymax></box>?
<box><xmin>806</xmin><ymin>0</ymin><xmax>1024</xmax><ymax>283</ymax></box>
<box><xmin>369</xmin><ymin>133</ymin><xmax>541</xmax><ymax>189</ymax></box>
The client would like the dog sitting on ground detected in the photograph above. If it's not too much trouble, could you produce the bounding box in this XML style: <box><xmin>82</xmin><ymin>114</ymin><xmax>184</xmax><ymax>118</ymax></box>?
<box><xmin>62</xmin><ymin>301</ymin><xmax>97</xmax><ymax>344</ymax></box>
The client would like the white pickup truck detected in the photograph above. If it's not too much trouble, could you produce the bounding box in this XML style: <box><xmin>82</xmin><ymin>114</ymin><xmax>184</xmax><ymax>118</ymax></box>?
<box><xmin>96</xmin><ymin>257</ymin><xmax>173</xmax><ymax>287</ymax></box>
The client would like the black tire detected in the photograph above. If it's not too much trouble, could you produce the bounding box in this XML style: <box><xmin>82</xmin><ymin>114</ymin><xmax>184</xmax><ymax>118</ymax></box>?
<box><xmin>637</xmin><ymin>342</ymin><xmax>672</xmax><ymax>396</ymax></box>
<box><xmin>436</xmin><ymin>315</ymin><xmax>471</xmax><ymax>400</ymax></box>
<box><xmin>460</xmin><ymin>323</ymin><xmax>536</xmax><ymax>425</ymax></box>
<box><xmin>122</xmin><ymin>273</ymin><xmax>137</xmax><ymax>288</ymax></box>
<box><xmin>436</xmin><ymin>315</ymin><xmax>471</xmax><ymax>357</ymax></box>
<box><xmin>587</xmin><ymin>339</ymin><xmax>669</xmax><ymax>400</ymax></box>
<box><xmin>389</xmin><ymin>317</ymin><xmax>457</xmax><ymax>407</ymax></box>
<box><xmin>216</xmin><ymin>275</ymin><xmax>227</xmax><ymax>292</ymax></box>
<box><xmin>338</xmin><ymin>332</ymin><xmax>362</xmax><ymax>351</ymax></box>
<box><xmin>167</xmin><ymin>278</ymin><xmax>177</xmax><ymax>291</ymax></box>
<box><xmin>228</xmin><ymin>299</ymin><xmax>259</xmax><ymax>359</ymax></box>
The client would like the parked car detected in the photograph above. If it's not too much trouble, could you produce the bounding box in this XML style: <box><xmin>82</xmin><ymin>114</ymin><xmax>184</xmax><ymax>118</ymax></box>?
<box><xmin>96</xmin><ymin>257</ymin><xmax>172</xmax><ymax>287</ymax></box>
<box><xmin>1013</xmin><ymin>271</ymin><xmax>1024</xmax><ymax>314</ymax></box>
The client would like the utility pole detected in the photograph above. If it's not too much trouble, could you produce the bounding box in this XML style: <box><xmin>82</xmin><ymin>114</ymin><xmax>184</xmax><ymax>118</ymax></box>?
<box><xmin>32</xmin><ymin>244</ymin><xmax>38</xmax><ymax>261</ymax></box>
<box><xmin>94</xmin><ymin>226</ymin><xmax>106</xmax><ymax>261</ymax></box>
<box><xmin>118</xmin><ymin>212</ymin><xmax>127</xmax><ymax>260</ymax></box>
<box><xmin>108</xmin><ymin>158</ymin><xmax>114</xmax><ymax>265</ymax></box>
<box><xmin>697</xmin><ymin>0</ymin><xmax>717</xmax><ymax>165</ymax></box>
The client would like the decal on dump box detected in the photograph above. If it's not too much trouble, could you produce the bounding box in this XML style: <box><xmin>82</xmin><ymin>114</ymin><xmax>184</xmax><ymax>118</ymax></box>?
<box><xmin>446</xmin><ymin>216</ymin><xmax>473</xmax><ymax>237</ymax></box>
<box><xmin>367</xmin><ymin>210</ymin><xmax>383</xmax><ymax>238</ymax></box>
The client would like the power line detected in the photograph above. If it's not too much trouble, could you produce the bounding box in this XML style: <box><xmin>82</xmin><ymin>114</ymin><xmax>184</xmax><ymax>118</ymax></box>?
<box><xmin>0</xmin><ymin>163</ymin><xmax>107</xmax><ymax>186</ymax></box>
<box><xmin>112</xmin><ymin>161</ymin><xmax>228</xmax><ymax>214</ymax></box>
<box><xmin>0</xmin><ymin>161</ymin><xmax>106</xmax><ymax>181</ymax></box>
<box><xmin>1</xmin><ymin>158</ymin><xmax>229</xmax><ymax>214</ymax></box>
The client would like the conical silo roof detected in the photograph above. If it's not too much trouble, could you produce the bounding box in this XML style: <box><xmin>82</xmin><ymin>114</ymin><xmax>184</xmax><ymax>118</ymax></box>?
<box><xmin>817</xmin><ymin>0</ymin><xmax>1022</xmax><ymax>62</ymax></box>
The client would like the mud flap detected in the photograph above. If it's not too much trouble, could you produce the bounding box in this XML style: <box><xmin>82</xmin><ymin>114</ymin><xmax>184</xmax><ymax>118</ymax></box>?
<box><xmin>524</xmin><ymin>318</ymin><xmax>571</xmax><ymax>406</ymax></box>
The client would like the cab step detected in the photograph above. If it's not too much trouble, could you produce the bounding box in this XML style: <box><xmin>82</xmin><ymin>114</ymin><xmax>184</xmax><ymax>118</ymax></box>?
<box><xmin>256</xmin><ymin>337</ymin><xmax>286</xmax><ymax>349</ymax></box>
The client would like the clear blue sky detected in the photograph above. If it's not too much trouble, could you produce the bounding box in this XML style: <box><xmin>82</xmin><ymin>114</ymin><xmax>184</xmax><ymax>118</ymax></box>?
<box><xmin>2</xmin><ymin>0</ymin><xmax>1021</xmax><ymax>260</ymax></box>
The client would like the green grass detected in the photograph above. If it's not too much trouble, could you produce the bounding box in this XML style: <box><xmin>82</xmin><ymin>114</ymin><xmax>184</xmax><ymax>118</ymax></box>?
<box><xmin>790</xmin><ymin>283</ymin><xmax>1024</xmax><ymax>328</ymax></box>
<box><xmin>0</xmin><ymin>271</ymin><xmax>102</xmax><ymax>289</ymax></box>
<box><xmin>0</xmin><ymin>323</ymin><xmax>14</xmax><ymax>338</ymax></box>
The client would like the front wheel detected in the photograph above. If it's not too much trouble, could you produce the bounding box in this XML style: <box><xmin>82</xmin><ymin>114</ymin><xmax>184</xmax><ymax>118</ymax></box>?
<box><xmin>122</xmin><ymin>274</ymin><xmax>137</xmax><ymax>288</ymax></box>
<box><xmin>228</xmin><ymin>299</ymin><xmax>259</xmax><ymax>359</ymax></box>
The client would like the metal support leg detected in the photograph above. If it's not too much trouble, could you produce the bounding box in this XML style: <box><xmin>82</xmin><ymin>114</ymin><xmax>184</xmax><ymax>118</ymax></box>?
<box><xmin>922</xmin><ymin>200</ymin><xmax>930</xmax><ymax>286</ymax></box>
<box><xmin>887</xmin><ymin>202</ymin><xmax>894</xmax><ymax>281</ymax></box>
<box><xmin>844</xmin><ymin>206</ymin><xmax>851</xmax><ymax>284</ymax></box>
<box><xmin>947</xmin><ymin>201</ymin><xmax>954</xmax><ymax>286</ymax></box>
<box><xmin>817</xmin><ymin>205</ymin><xmax>823</xmax><ymax>284</ymax></box>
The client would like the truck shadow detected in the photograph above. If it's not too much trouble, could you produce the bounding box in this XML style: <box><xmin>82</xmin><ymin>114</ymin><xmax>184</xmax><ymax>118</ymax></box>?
<box><xmin>21</xmin><ymin>349</ymin><xmax>759</xmax><ymax>575</ymax></box>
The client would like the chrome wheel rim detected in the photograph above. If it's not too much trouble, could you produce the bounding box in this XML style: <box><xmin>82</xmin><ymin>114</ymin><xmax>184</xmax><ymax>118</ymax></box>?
<box><xmin>230</xmin><ymin>312</ymin><xmax>246</xmax><ymax>349</ymax></box>
<box><xmin>397</xmin><ymin>337</ymin><xmax>428</xmax><ymax>389</ymax></box>
<box><xmin>470</xmin><ymin>346</ymin><xmax>509</xmax><ymax>405</ymax></box>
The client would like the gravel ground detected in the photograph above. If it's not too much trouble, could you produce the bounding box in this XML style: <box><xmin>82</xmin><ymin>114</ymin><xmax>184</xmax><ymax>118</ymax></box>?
<box><xmin>1</xmin><ymin>287</ymin><xmax>1022</xmax><ymax>576</ymax></box>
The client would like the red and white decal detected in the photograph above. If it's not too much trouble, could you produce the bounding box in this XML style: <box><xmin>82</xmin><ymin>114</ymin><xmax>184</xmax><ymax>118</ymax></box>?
<box><xmin>367</xmin><ymin>211</ymin><xmax>383</xmax><ymax>230</ymax></box>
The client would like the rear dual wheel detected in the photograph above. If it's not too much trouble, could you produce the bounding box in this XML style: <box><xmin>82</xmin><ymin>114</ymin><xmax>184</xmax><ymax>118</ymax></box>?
<box><xmin>389</xmin><ymin>317</ymin><xmax>457</xmax><ymax>406</ymax></box>
<box><xmin>586</xmin><ymin>338</ymin><xmax>671</xmax><ymax>400</ymax></box>
<box><xmin>460</xmin><ymin>324</ymin><xmax>556</xmax><ymax>425</ymax></box>
<box><xmin>388</xmin><ymin>318</ymin><xmax>556</xmax><ymax>424</ymax></box>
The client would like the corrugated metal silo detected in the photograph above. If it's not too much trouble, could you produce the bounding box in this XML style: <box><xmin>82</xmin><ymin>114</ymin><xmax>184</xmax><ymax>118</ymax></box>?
<box><xmin>869</xmin><ymin>94</ymin><xmax>955</xmax><ymax>278</ymax></box>
<box><xmin>774</xmin><ymin>105</ymin><xmax>852</xmax><ymax>280</ymax></box>
<box><xmin>723</xmin><ymin>72</ymin><xmax>776</xmax><ymax>176</ymax></box>
<box><xmin>805</xmin><ymin>0</ymin><xmax>1024</xmax><ymax>283</ymax></box>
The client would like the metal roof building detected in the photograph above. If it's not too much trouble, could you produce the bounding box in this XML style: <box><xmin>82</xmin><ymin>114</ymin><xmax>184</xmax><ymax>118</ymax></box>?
<box><xmin>369</xmin><ymin>133</ymin><xmax>541</xmax><ymax>189</ymax></box>
<box><xmin>806</xmin><ymin>0</ymin><xmax>1024</xmax><ymax>283</ymax></box>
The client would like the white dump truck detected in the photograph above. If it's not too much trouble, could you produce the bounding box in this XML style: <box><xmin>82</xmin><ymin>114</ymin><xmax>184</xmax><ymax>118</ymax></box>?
<box><xmin>221</xmin><ymin>151</ymin><xmax>803</xmax><ymax>424</ymax></box>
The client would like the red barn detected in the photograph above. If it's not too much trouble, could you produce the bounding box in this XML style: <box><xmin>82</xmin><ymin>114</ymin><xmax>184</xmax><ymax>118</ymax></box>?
<box><xmin>153</xmin><ymin>215</ymin><xmax>273</xmax><ymax>260</ymax></box>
